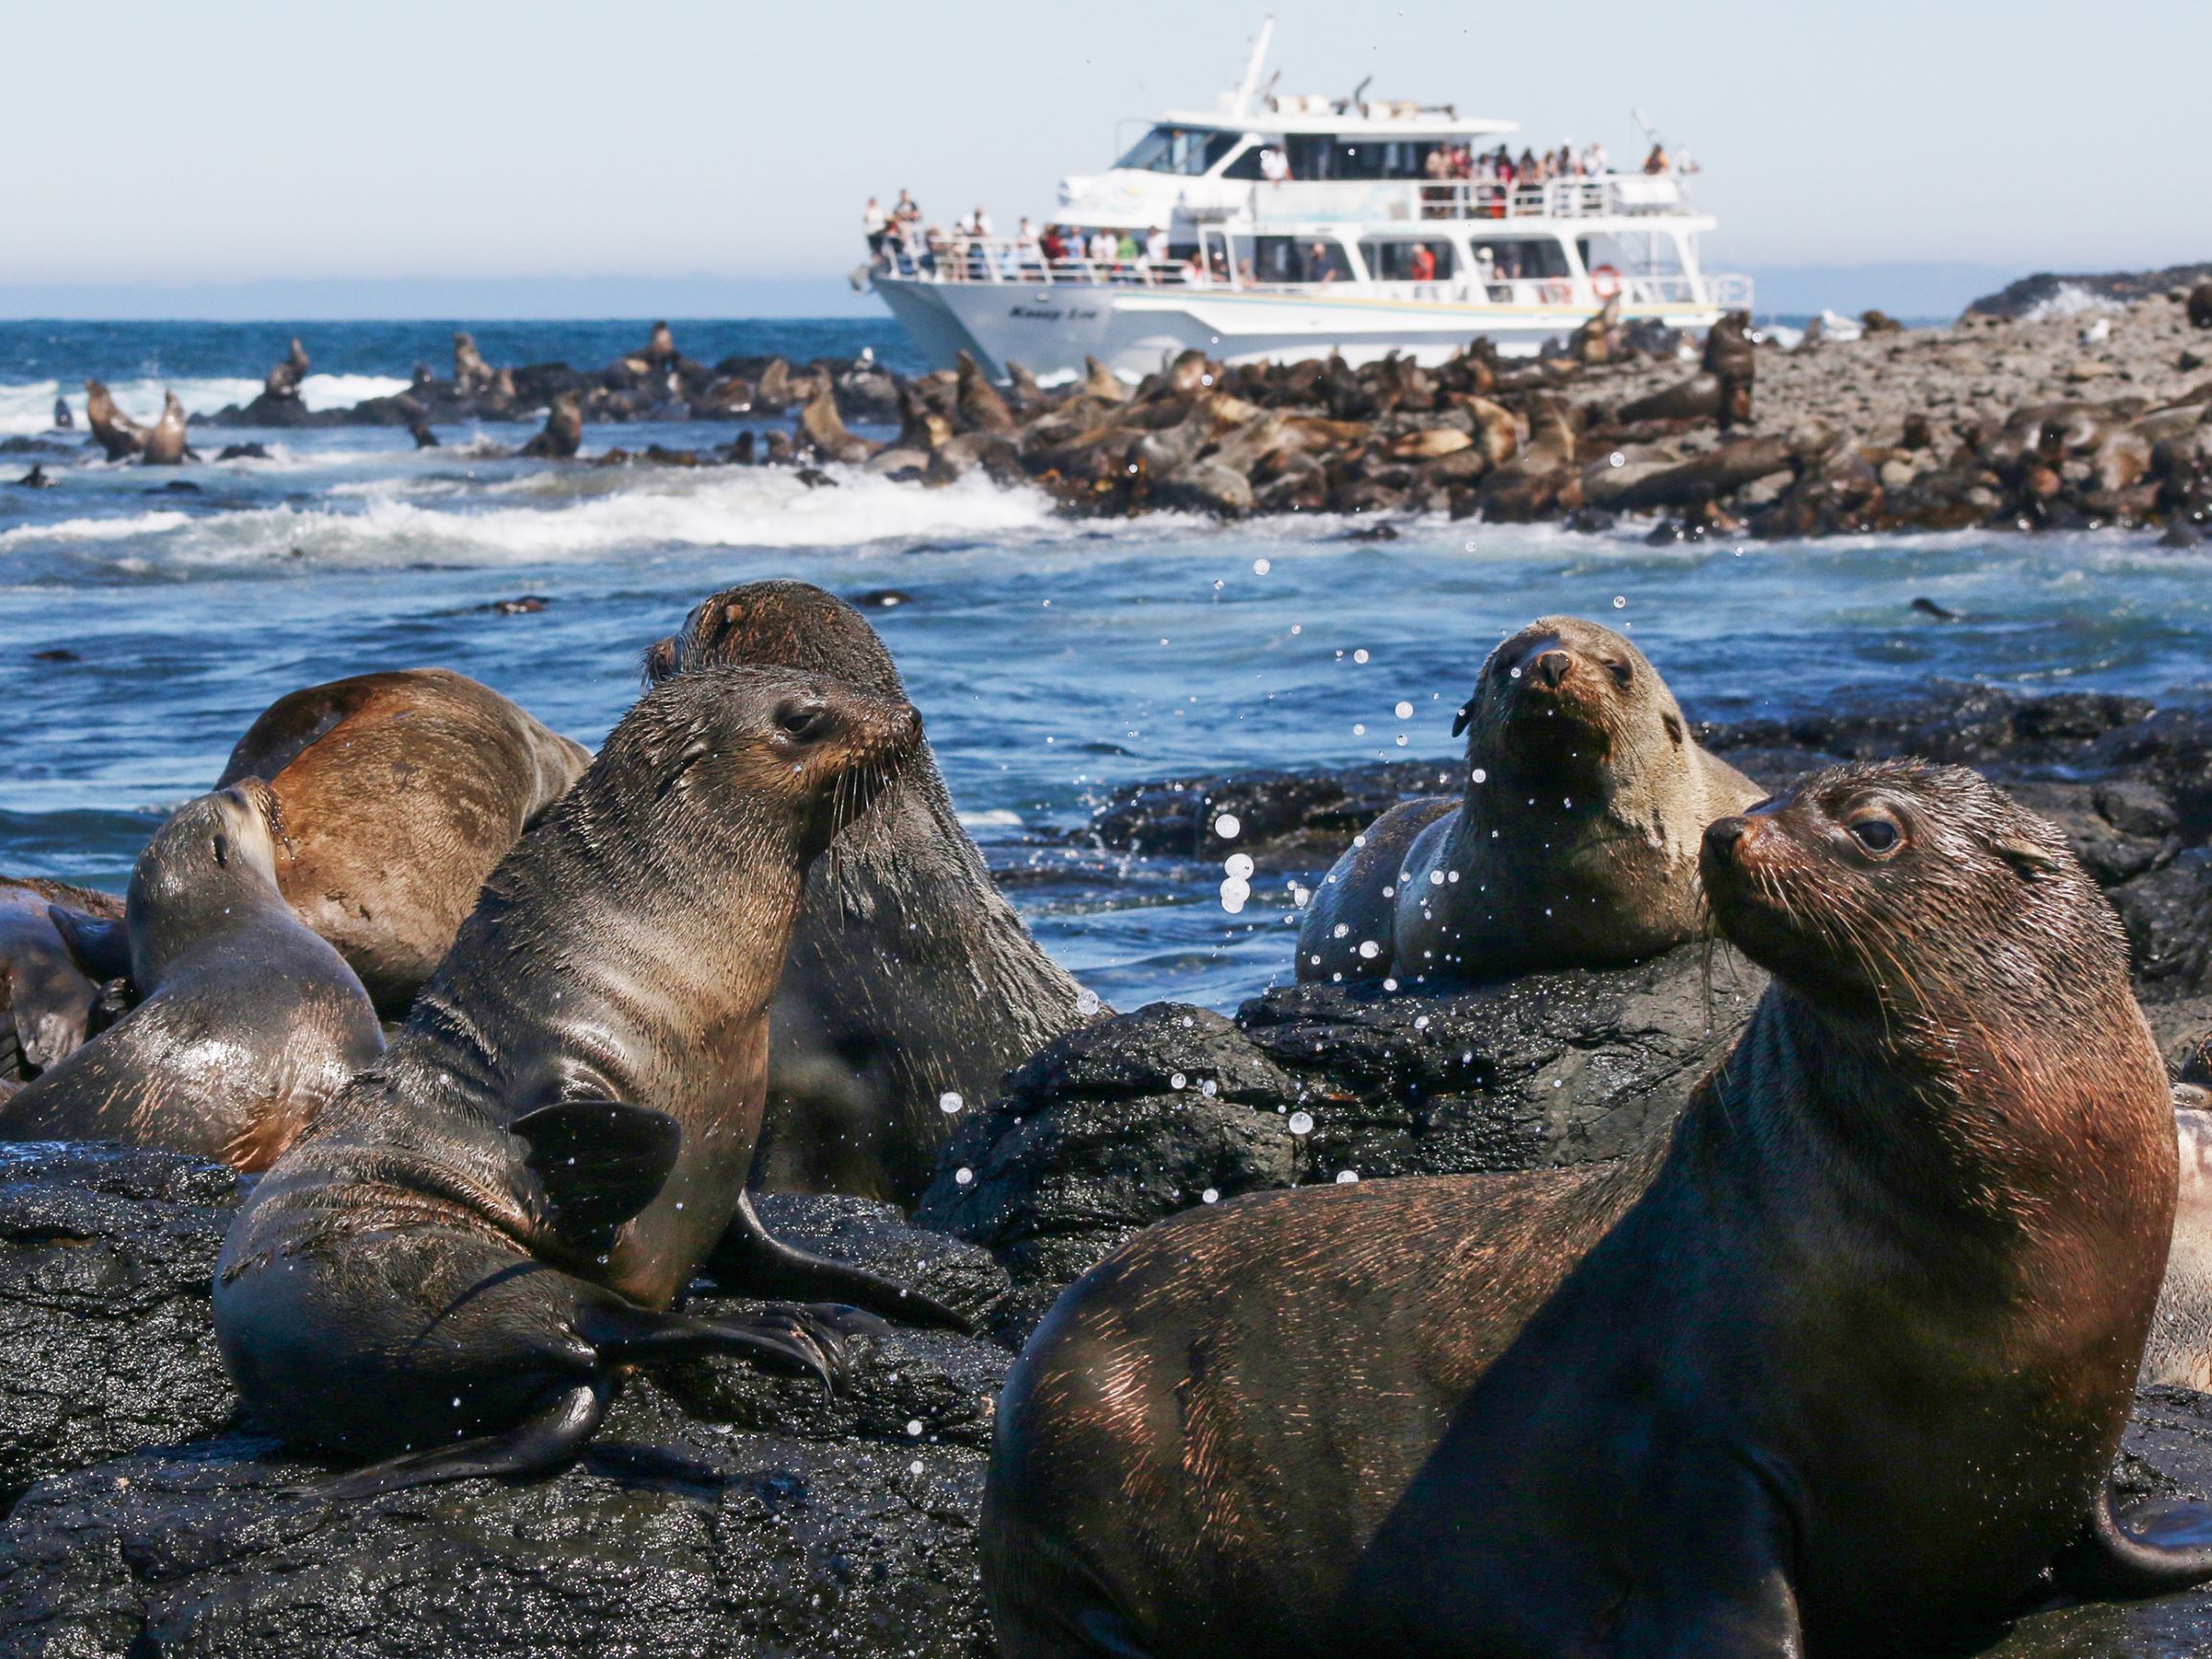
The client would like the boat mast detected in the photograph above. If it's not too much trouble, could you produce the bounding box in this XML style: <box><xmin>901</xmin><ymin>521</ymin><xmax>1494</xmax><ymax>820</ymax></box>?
<box><xmin>1232</xmin><ymin>15</ymin><xmax>1274</xmax><ymax>117</ymax></box>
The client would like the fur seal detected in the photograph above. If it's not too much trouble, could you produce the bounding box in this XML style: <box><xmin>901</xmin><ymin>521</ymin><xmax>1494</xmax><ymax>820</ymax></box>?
<box><xmin>140</xmin><ymin>389</ymin><xmax>192</xmax><ymax>466</ymax></box>
<box><xmin>0</xmin><ymin>876</ymin><xmax>123</xmax><ymax>1079</ymax></box>
<box><xmin>216</xmin><ymin>668</ymin><xmax>590</xmax><ymax>1017</ymax></box>
<box><xmin>986</xmin><ymin>761</ymin><xmax>2212</xmax><ymax>1658</ymax></box>
<box><xmin>264</xmin><ymin>337</ymin><xmax>310</xmax><ymax>401</ymax></box>
<box><xmin>214</xmin><ymin>665</ymin><xmax>961</xmax><ymax>1496</ymax></box>
<box><xmin>1297</xmin><ymin>616</ymin><xmax>1762</xmax><ymax>986</ymax></box>
<box><xmin>519</xmin><ymin>390</ymin><xmax>582</xmax><ymax>460</ymax></box>
<box><xmin>82</xmin><ymin>379</ymin><xmax>146</xmax><ymax>462</ymax></box>
<box><xmin>0</xmin><ymin>784</ymin><xmax>383</xmax><ymax>1170</ymax></box>
<box><xmin>51</xmin><ymin>396</ymin><xmax>72</xmax><ymax>431</ymax></box>
<box><xmin>643</xmin><ymin>581</ymin><xmax>1093</xmax><ymax>1204</ymax></box>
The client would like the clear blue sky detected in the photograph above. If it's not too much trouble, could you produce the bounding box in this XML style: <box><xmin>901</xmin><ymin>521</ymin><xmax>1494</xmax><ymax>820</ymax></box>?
<box><xmin>10</xmin><ymin>0</ymin><xmax>2206</xmax><ymax>316</ymax></box>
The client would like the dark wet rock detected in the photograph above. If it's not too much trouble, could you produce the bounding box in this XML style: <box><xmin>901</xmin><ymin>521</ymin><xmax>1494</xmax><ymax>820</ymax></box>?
<box><xmin>214</xmin><ymin>443</ymin><xmax>271</xmax><ymax>461</ymax></box>
<box><xmin>0</xmin><ymin>1144</ymin><xmax>240</xmax><ymax>1506</ymax></box>
<box><xmin>487</xmin><ymin>594</ymin><xmax>550</xmax><ymax>615</ymax></box>
<box><xmin>0</xmin><ymin>1398</ymin><xmax>993</xmax><ymax>1659</ymax></box>
<box><xmin>917</xmin><ymin>952</ymin><xmax>1761</xmax><ymax>1296</ymax></box>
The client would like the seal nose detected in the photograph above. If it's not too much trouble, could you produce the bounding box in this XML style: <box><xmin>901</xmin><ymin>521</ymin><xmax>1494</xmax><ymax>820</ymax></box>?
<box><xmin>1703</xmin><ymin>816</ymin><xmax>1748</xmax><ymax>861</ymax></box>
<box><xmin>1533</xmin><ymin>649</ymin><xmax>1572</xmax><ymax>690</ymax></box>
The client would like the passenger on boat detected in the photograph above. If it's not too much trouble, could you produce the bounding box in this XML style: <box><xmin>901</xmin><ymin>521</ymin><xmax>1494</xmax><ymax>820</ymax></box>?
<box><xmin>963</xmin><ymin>206</ymin><xmax>994</xmax><ymax>238</ymax></box>
<box><xmin>893</xmin><ymin>190</ymin><xmax>922</xmax><ymax>235</ymax></box>
<box><xmin>1408</xmin><ymin>243</ymin><xmax>1438</xmax><ymax>284</ymax></box>
<box><xmin>1087</xmin><ymin>227</ymin><xmax>1119</xmax><ymax>268</ymax></box>
<box><xmin>1039</xmin><ymin>224</ymin><xmax>1070</xmax><ymax>264</ymax></box>
<box><xmin>863</xmin><ymin>197</ymin><xmax>889</xmax><ymax>258</ymax></box>
<box><xmin>1422</xmin><ymin>145</ymin><xmax>1452</xmax><ymax>218</ymax></box>
<box><xmin>1145</xmin><ymin>226</ymin><xmax>1170</xmax><ymax>275</ymax></box>
<box><xmin>1582</xmin><ymin>140</ymin><xmax>1609</xmax><ymax>176</ymax></box>
<box><xmin>1259</xmin><ymin>145</ymin><xmax>1289</xmax><ymax>185</ymax></box>
<box><xmin>1644</xmin><ymin>142</ymin><xmax>1672</xmax><ymax>174</ymax></box>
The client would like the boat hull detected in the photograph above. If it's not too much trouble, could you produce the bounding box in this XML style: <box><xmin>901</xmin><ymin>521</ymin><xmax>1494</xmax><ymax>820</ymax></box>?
<box><xmin>873</xmin><ymin>277</ymin><xmax>1720</xmax><ymax>380</ymax></box>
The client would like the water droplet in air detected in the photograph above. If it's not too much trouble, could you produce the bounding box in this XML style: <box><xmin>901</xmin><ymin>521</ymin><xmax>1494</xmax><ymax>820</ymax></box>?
<box><xmin>1471</xmin><ymin>767</ymin><xmax>1489</xmax><ymax>784</ymax></box>
<box><xmin>955</xmin><ymin>1166</ymin><xmax>974</xmax><ymax>1185</ymax></box>
<box><xmin>1357</xmin><ymin>940</ymin><xmax>1380</xmax><ymax>959</ymax></box>
<box><xmin>1395</xmin><ymin>701</ymin><xmax>1414</xmax><ymax>718</ymax></box>
<box><xmin>1215</xmin><ymin>812</ymin><xmax>1242</xmax><ymax>839</ymax></box>
<box><xmin>907</xmin><ymin>1419</ymin><xmax>925</xmax><ymax>1437</ymax></box>
<box><xmin>1354</xmin><ymin>722</ymin><xmax>1366</xmax><ymax>736</ymax></box>
<box><xmin>1288</xmin><ymin>1110</ymin><xmax>1314</xmax><ymax>1135</ymax></box>
<box><xmin>1075</xmin><ymin>989</ymin><xmax>1101</xmax><ymax>1015</ymax></box>
<box><xmin>1171</xmin><ymin>1072</ymin><xmax>1188</xmax><ymax>1090</ymax></box>
<box><xmin>1202</xmin><ymin>1187</ymin><xmax>1220</xmax><ymax>1203</ymax></box>
<box><xmin>1354</xmin><ymin>648</ymin><xmax>1370</xmax><ymax>664</ymax></box>
<box><xmin>1612</xmin><ymin>596</ymin><xmax>1627</xmax><ymax>609</ymax></box>
<box><xmin>1253</xmin><ymin>557</ymin><xmax>1272</xmax><ymax>575</ymax></box>
<box><xmin>939</xmin><ymin>1092</ymin><xmax>964</xmax><ymax>1114</ymax></box>
<box><xmin>1335</xmin><ymin>1170</ymin><xmax>1360</xmax><ymax>1185</ymax></box>
<box><xmin>1224</xmin><ymin>852</ymin><xmax>1255</xmax><ymax>879</ymax></box>
<box><xmin>1333</xmin><ymin>923</ymin><xmax>1350</xmax><ymax>938</ymax></box>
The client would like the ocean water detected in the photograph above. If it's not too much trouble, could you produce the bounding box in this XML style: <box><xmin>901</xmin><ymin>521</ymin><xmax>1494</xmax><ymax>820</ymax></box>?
<box><xmin>4</xmin><ymin>318</ymin><xmax>2208</xmax><ymax>1013</ymax></box>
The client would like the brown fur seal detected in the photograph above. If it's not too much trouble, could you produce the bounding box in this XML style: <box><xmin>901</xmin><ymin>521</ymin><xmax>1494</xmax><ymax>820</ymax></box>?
<box><xmin>519</xmin><ymin>390</ymin><xmax>582</xmax><ymax>459</ymax></box>
<box><xmin>643</xmin><ymin>581</ymin><xmax>1093</xmax><ymax>1204</ymax></box>
<box><xmin>215</xmin><ymin>665</ymin><xmax>963</xmax><ymax>1497</ymax></box>
<box><xmin>0</xmin><ymin>784</ymin><xmax>383</xmax><ymax>1170</ymax></box>
<box><xmin>216</xmin><ymin>668</ymin><xmax>590</xmax><ymax>1017</ymax></box>
<box><xmin>0</xmin><ymin>876</ymin><xmax>124</xmax><ymax>1079</ymax></box>
<box><xmin>986</xmin><ymin>761</ymin><xmax>2212</xmax><ymax>1658</ymax></box>
<box><xmin>140</xmin><ymin>390</ymin><xmax>192</xmax><ymax>466</ymax></box>
<box><xmin>1297</xmin><ymin>616</ymin><xmax>1761</xmax><ymax>986</ymax></box>
<box><xmin>82</xmin><ymin>379</ymin><xmax>146</xmax><ymax>462</ymax></box>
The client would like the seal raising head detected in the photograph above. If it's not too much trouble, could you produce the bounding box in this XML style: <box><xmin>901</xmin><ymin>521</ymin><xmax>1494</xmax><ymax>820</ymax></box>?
<box><xmin>985</xmin><ymin>761</ymin><xmax>2207</xmax><ymax>1658</ymax></box>
<box><xmin>642</xmin><ymin>580</ymin><xmax>1094</xmax><ymax>1206</ymax></box>
<box><xmin>215</xmin><ymin>666</ymin><xmax>938</xmax><ymax>1496</ymax></box>
<box><xmin>1296</xmin><ymin>615</ymin><xmax>1761</xmax><ymax>984</ymax></box>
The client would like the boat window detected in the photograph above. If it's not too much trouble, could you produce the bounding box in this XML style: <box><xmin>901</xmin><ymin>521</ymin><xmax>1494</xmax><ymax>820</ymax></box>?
<box><xmin>1238</xmin><ymin>236</ymin><xmax>1355</xmax><ymax>284</ymax></box>
<box><xmin>1282</xmin><ymin>135</ymin><xmax>1444</xmax><ymax>181</ymax></box>
<box><xmin>1361</xmin><ymin>239</ymin><xmax>1455</xmax><ymax>280</ymax></box>
<box><xmin>1575</xmin><ymin>233</ymin><xmax>1684</xmax><ymax>276</ymax></box>
<box><xmin>1466</xmin><ymin>237</ymin><xmax>1570</xmax><ymax>280</ymax></box>
<box><xmin>1115</xmin><ymin>125</ymin><xmax>1243</xmax><ymax>176</ymax></box>
<box><xmin>1220</xmin><ymin>142</ymin><xmax>1268</xmax><ymax>180</ymax></box>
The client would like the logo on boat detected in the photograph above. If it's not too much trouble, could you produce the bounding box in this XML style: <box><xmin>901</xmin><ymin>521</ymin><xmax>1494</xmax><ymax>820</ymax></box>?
<box><xmin>1011</xmin><ymin>305</ymin><xmax>1099</xmax><ymax>322</ymax></box>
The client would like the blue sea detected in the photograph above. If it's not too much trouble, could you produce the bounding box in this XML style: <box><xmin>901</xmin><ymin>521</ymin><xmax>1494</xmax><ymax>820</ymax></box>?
<box><xmin>4</xmin><ymin>317</ymin><xmax>2208</xmax><ymax>1012</ymax></box>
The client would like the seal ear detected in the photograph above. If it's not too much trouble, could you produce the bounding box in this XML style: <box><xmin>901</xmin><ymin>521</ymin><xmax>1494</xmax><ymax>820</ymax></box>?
<box><xmin>512</xmin><ymin>1100</ymin><xmax>682</xmax><ymax>1255</ymax></box>
<box><xmin>1451</xmin><ymin>697</ymin><xmax>1476</xmax><ymax>739</ymax></box>
<box><xmin>47</xmin><ymin>905</ymin><xmax>130</xmax><ymax>983</ymax></box>
<box><xmin>1995</xmin><ymin>838</ymin><xmax>2062</xmax><ymax>881</ymax></box>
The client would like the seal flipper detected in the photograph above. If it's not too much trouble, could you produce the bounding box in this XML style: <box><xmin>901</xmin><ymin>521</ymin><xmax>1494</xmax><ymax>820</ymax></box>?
<box><xmin>576</xmin><ymin>1299</ymin><xmax>848</xmax><ymax>1389</ymax></box>
<box><xmin>2056</xmin><ymin>1481</ymin><xmax>2212</xmax><ymax>1599</ymax></box>
<box><xmin>287</xmin><ymin>1376</ymin><xmax>614</xmax><ymax>1501</ymax></box>
<box><xmin>512</xmin><ymin>1099</ymin><xmax>681</xmax><ymax>1255</ymax></box>
<box><xmin>703</xmin><ymin>1188</ymin><xmax>970</xmax><ymax>1331</ymax></box>
<box><xmin>47</xmin><ymin>905</ymin><xmax>129</xmax><ymax>984</ymax></box>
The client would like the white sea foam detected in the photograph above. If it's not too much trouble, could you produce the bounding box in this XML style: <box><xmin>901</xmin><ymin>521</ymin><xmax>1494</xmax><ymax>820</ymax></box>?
<box><xmin>0</xmin><ymin>372</ymin><xmax>413</xmax><ymax>437</ymax></box>
<box><xmin>2021</xmin><ymin>284</ymin><xmax>2111</xmax><ymax>321</ymax></box>
<box><xmin>0</xmin><ymin>465</ymin><xmax>1064</xmax><ymax>571</ymax></box>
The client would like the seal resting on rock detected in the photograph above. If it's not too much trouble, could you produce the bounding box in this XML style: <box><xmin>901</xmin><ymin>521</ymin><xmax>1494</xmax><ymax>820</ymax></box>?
<box><xmin>0</xmin><ymin>876</ymin><xmax>123</xmax><ymax>1079</ymax></box>
<box><xmin>215</xmin><ymin>665</ymin><xmax>964</xmax><ymax>1496</ymax></box>
<box><xmin>644</xmin><ymin>581</ymin><xmax>1093</xmax><ymax>1204</ymax></box>
<box><xmin>986</xmin><ymin>761</ymin><xmax>2212</xmax><ymax>1658</ymax></box>
<box><xmin>1</xmin><ymin>784</ymin><xmax>383</xmax><ymax>1170</ymax></box>
<box><xmin>217</xmin><ymin>668</ymin><xmax>590</xmax><ymax>1017</ymax></box>
<box><xmin>1297</xmin><ymin>615</ymin><xmax>1762</xmax><ymax>985</ymax></box>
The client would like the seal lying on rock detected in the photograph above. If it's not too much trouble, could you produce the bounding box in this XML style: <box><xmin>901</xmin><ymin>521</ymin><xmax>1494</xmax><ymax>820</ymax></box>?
<box><xmin>216</xmin><ymin>668</ymin><xmax>591</xmax><ymax>1016</ymax></box>
<box><xmin>1</xmin><ymin>784</ymin><xmax>383</xmax><ymax>1169</ymax></box>
<box><xmin>644</xmin><ymin>581</ymin><xmax>1094</xmax><ymax>1205</ymax></box>
<box><xmin>0</xmin><ymin>876</ymin><xmax>124</xmax><ymax>1078</ymax></box>
<box><xmin>1298</xmin><ymin>615</ymin><xmax>1762</xmax><ymax>985</ymax></box>
<box><xmin>988</xmin><ymin>761</ymin><xmax>2212</xmax><ymax>1658</ymax></box>
<box><xmin>215</xmin><ymin>666</ymin><xmax>963</xmax><ymax>1496</ymax></box>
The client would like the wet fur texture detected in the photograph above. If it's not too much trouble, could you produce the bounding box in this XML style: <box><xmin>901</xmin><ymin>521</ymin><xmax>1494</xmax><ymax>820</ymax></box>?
<box><xmin>990</xmin><ymin>761</ymin><xmax>2183</xmax><ymax>1658</ymax></box>
<box><xmin>0</xmin><ymin>784</ymin><xmax>383</xmax><ymax>1170</ymax></box>
<box><xmin>0</xmin><ymin>876</ymin><xmax>124</xmax><ymax>1079</ymax></box>
<box><xmin>214</xmin><ymin>666</ymin><xmax>920</xmax><ymax>1465</ymax></box>
<box><xmin>645</xmin><ymin>581</ymin><xmax>1092</xmax><ymax>1205</ymax></box>
<box><xmin>1296</xmin><ymin>615</ymin><xmax>1762</xmax><ymax>985</ymax></box>
<box><xmin>217</xmin><ymin>668</ymin><xmax>590</xmax><ymax>1017</ymax></box>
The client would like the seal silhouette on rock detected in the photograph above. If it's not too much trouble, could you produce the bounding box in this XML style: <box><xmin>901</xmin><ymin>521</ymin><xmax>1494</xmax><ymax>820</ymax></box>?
<box><xmin>987</xmin><ymin>761</ymin><xmax>2212</xmax><ymax>1658</ymax></box>
<box><xmin>0</xmin><ymin>784</ymin><xmax>384</xmax><ymax>1170</ymax></box>
<box><xmin>216</xmin><ymin>668</ymin><xmax>590</xmax><ymax>1017</ymax></box>
<box><xmin>643</xmin><ymin>581</ymin><xmax>1094</xmax><ymax>1204</ymax></box>
<box><xmin>0</xmin><ymin>876</ymin><xmax>124</xmax><ymax>1079</ymax></box>
<box><xmin>1297</xmin><ymin>615</ymin><xmax>1762</xmax><ymax>986</ymax></box>
<box><xmin>215</xmin><ymin>665</ymin><xmax>964</xmax><ymax>1497</ymax></box>
<box><xmin>82</xmin><ymin>380</ymin><xmax>146</xmax><ymax>461</ymax></box>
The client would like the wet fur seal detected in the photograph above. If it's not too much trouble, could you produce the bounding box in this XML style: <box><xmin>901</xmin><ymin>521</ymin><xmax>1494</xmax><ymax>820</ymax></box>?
<box><xmin>0</xmin><ymin>876</ymin><xmax>124</xmax><ymax>1079</ymax></box>
<box><xmin>1298</xmin><ymin>616</ymin><xmax>1762</xmax><ymax>985</ymax></box>
<box><xmin>141</xmin><ymin>390</ymin><xmax>193</xmax><ymax>466</ymax></box>
<box><xmin>82</xmin><ymin>379</ymin><xmax>146</xmax><ymax>462</ymax></box>
<box><xmin>0</xmin><ymin>784</ymin><xmax>383</xmax><ymax>1170</ymax></box>
<box><xmin>215</xmin><ymin>665</ymin><xmax>962</xmax><ymax>1497</ymax></box>
<box><xmin>644</xmin><ymin>581</ymin><xmax>1093</xmax><ymax>1205</ymax></box>
<box><xmin>988</xmin><ymin>761</ymin><xmax>2212</xmax><ymax>1658</ymax></box>
<box><xmin>217</xmin><ymin>668</ymin><xmax>590</xmax><ymax>1017</ymax></box>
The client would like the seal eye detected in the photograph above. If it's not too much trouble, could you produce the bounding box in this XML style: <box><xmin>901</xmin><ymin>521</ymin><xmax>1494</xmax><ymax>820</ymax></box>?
<box><xmin>1605</xmin><ymin>659</ymin><xmax>1633</xmax><ymax>689</ymax></box>
<box><xmin>774</xmin><ymin>700</ymin><xmax>833</xmax><ymax>745</ymax></box>
<box><xmin>1848</xmin><ymin>817</ymin><xmax>1901</xmax><ymax>854</ymax></box>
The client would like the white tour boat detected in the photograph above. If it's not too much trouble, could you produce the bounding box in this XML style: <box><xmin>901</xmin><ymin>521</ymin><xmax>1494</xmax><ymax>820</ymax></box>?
<box><xmin>869</xmin><ymin>19</ymin><xmax>1750</xmax><ymax>382</ymax></box>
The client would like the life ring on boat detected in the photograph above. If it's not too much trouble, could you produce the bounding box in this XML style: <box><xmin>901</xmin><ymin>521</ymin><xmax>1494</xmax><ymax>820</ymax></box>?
<box><xmin>1540</xmin><ymin>280</ymin><xmax>1573</xmax><ymax>306</ymax></box>
<box><xmin>1589</xmin><ymin>263</ymin><xmax>1623</xmax><ymax>300</ymax></box>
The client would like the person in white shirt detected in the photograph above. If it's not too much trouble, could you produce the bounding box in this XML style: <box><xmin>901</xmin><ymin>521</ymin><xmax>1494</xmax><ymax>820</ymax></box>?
<box><xmin>863</xmin><ymin>197</ymin><xmax>888</xmax><ymax>256</ymax></box>
<box><xmin>1089</xmin><ymin>227</ymin><xmax>1117</xmax><ymax>265</ymax></box>
<box><xmin>1259</xmin><ymin>146</ymin><xmax>1288</xmax><ymax>185</ymax></box>
<box><xmin>1145</xmin><ymin>226</ymin><xmax>1169</xmax><ymax>270</ymax></box>
<box><xmin>968</xmin><ymin>207</ymin><xmax>994</xmax><ymax>239</ymax></box>
<box><xmin>1581</xmin><ymin>141</ymin><xmax>1608</xmax><ymax>177</ymax></box>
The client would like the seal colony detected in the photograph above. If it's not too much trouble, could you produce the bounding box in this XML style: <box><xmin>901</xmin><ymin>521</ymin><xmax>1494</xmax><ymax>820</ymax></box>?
<box><xmin>986</xmin><ymin>761</ymin><xmax>2212</xmax><ymax>1656</ymax></box>
<box><xmin>5</xmin><ymin>580</ymin><xmax>2212</xmax><ymax>1648</ymax></box>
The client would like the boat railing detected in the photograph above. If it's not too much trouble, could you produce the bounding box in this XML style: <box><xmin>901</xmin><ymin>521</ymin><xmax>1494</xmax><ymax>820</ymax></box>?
<box><xmin>877</xmin><ymin>242</ymin><xmax>1213</xmax><ymax>288</ymax></box>
<box><xmin>1233</xmin><ymin>173</ymin><xmax>1691</xmax><ymax>225</ymax></box>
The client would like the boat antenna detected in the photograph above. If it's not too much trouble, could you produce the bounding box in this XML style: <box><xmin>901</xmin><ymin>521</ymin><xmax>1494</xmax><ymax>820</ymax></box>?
<box><xmin>1631</xmin><ymin>106</ymin><xmax>1660</xmax><ymax>147</ymax></box>
<box><xmin>1232</xmin><ymin>15</ymin><xmax>1274</xmax><ymax>117</ymax></box>
<box><xmin>1348</xmin><ymin>74</ymin><xmax>1372</xmax><ymax>112</ymax></box>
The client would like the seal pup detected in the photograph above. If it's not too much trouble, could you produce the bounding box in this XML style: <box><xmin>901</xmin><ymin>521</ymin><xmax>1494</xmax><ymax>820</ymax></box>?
<box><xmin>987</xmin><ymin>761</ymin><xmax>2212</xmax><ymax>1658</ymax></box>
<box><xmin>217</xmin><ymin>668</ymin><xmax>591</xmax><ymax>1017</ymax></box>
<box><xmin>1297</xmin><ymin>615</ymin><xmax>1761</xmax><ymax>985</ymax></box>
<box><xmin>644</xmin><ymin>581</ymin><xmax>1094</xmax><ymax>1205</ymax></box>
<box><xmin>82</xmin><ymin>379</ymin><xmax>146</xmax><ymax>461</ymax></box>
<box><xmin>215</xmin><ymin>665</ymin><xmax>960</xmax><ymax>1497</ymax></box>
<box><xmin>0</xmin><ymin>784</ymin><xmax>383</xmax><ymax>1170</ymax></box>
<box><xmin>139</xmin><ymin>390</ymin><xmax>193</xmax><ymax>465</ymax></box>
<box><xmin>0</xmin><ymin>876</ymin><xmax>123</xmax><ymax>1079</ymax></box>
